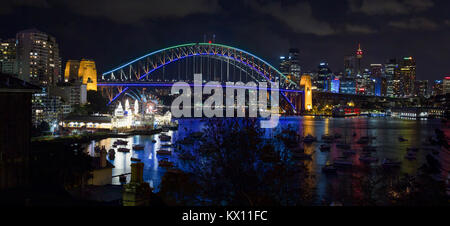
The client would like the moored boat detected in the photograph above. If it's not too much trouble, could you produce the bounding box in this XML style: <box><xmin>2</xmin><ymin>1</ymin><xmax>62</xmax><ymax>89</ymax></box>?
<box><xmin>158</xmin><ymin>159</ymin><xmax>174</xmax><ymax>168</ymax></box>
<box><xmin>118</xmin><ymin>147</ymin><xmax>130</xmax><ymax>153</ymax></box>
<box><xmin>322</xmin><ymin>161</ymin><xmax>337</xmax><ymax>174</ymax></box>
<box><xmin>336</xmin><ymin>143</ymin><xmax>351</xmax><ymax>150</ymax></box>
<box><xmin>132</xmin><ymin>144</ymin><xmax>145</xmax><ymax>150</ymax></box>
<box><xmin>359</xmin><ymin>155</ymin><xmax>378</xmax><ymax>163</ymax></box>
<box><xmin>333</xmin><ymin>157</ymin><xmax>353</xmax><ymax>167</ymax></box>
<box><xmin>157</xmin><ymin>149</ymin><xmax>172</xmax><ymax>155</ymax></box>
<box><xmin>303</xmin><ymin>134</ymin><xmax>316</xmax><ymax>143</ymax></box>
<box><xmin>382</xmin><ymin>158</ymin><xmax>401</xmax><ymax>167</ymax></box>
<box><xmin>319</xmin><ymin>144</ymin><xmax>331</xmax><ymax>151</ymax></box>
<box><xmin>159</xmin><ymin>134</ymin><xmax>171</xmax><ymax>142</ymax></box>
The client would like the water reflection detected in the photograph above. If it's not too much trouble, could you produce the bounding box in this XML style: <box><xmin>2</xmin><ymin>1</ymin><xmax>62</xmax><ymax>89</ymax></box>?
<box><xmin>85</xmin><ymin>117</ymin><xmax>448</xmax><ymax>200</ymax></box>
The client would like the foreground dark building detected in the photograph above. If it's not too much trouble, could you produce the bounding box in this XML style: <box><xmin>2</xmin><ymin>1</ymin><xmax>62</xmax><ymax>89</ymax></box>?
<box><xmin>0</xmin><ymin>73</ymin><xmax>40</xmax><ymax>189</ymax></box>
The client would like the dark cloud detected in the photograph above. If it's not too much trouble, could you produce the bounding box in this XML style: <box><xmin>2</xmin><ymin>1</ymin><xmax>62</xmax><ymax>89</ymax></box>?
<box><xmin>345</xmin><ymin>24</ymin><xmax>377</xmax><ymax>34</ymax></box>
<box><xmin>348</xmin><ymin>0</ymin><xmax>434</xmax><ymax>15</ymax></box>
<box><xmin>247</xmin><ymin>1</ymin><xmax>335</xmax><ymax>36</ymax></box>
<box><xmin>63</xmin><ymin>0</ymin><xmax>221</xmax><ymax>23</ymax></box>
<box><xmin>388</xmin><ymin>17</ymin><xmax>438</xmax><ymax>30</ymax></box>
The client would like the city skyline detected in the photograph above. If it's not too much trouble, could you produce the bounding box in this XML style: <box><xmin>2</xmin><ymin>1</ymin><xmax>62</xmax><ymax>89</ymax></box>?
<box><xmin>0</xmin><ymin>0</ymin><xmax>449</xmax><ymax>81</ymax></box>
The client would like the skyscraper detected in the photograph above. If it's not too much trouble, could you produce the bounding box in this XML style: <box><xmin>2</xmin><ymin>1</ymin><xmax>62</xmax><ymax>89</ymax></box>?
<box><xmin>432</xmin><ymin>80</ymin><xmax>443</xmax><ymax>96</ymax></box>
<box><xmin>385</xmin><ymin>59</ymin><xmax>400</xmax><ymax>97</ymax></box>
<box><xmin>279</xmin><ymin>48</ymin><xmax>301</xmax><ymax>83</ymax></box>
<box><xmin>0</xmin><ymin>38</ymin><xmax>18</xmax><ymax>75</ymax></box>
<box><xmin>414</xmin><ymin>80</ymin><xmax>428</xmax><ymax>97</ymax></box>
<box><xmin>399</xmin><ymin>57</ymin><xmax>416</xmax><ymax>96</ymax></box>
<box><xmin>317</xmin><ymin>61</ymin><xmax>332</xmax><ymax>91</ymax></box>
<box><xmin>16</xmin><ymin>29</ymin><xmax>61</xmax><ymax>86</ymax></box>
<box><xmin>344</xmin><ymin>55</ymin><xmax>356</xmax><ymax>77</ymax></box>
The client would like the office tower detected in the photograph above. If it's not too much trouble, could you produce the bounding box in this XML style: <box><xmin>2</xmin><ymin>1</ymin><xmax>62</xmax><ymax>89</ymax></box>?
<box><xmin>385</xmin><ymin>59</ymin><xmax>399</xmax><ymax>97</ymax></box>
<box><xmin>317</xmin><ymin>61</ymin><xmax>332</xmax><ymax>91</ymax></box>
<box><xmin>399</xmin><ymin>57</ymin><xmax>416</xmax><ymax>96</ymax></box>
<box><xmin>414</xmin><ymin>80</ymin><xmax>428</xmax><ymax>97</ymax></box>
<box><xmin>0</xmin><ymin>38</ymin><xmax>18</xmax><ymax>75</ymax></box>
<box><xmin>370</xmin><ymin>64</ymin><xmax>385</xmax><ymax>96</ymax></box>
<box><xmin>331</xmin><ymin>77</ymin><xmax>340</xmax><ymax>93</ymax></box>
<box><xmin>370</xmin><ymin>64</ymin><xmax>383</xmax><ymax>79</ymax></box>
<box><xmin>78</xmin><ymin>59</ymin><xmax>98</xmax><ymax>91</ymax></box>
<box><xmin>432</xmin><ymin>80</ymin><xmax>443</xmax><ymax>96</ymax></box>
<box><xmin>340</xmin><ymin>77</ymin><xmax>356</xmax><ymax>94</ymax></box>
<box><xmin>279</xmin><ymin>48</ymin><xmax>301</xmax><ymax>83</ymax></box>
<box><xmin>16</xmin><ymin>29</ymin><xmax>61</xmax><ymax>86</ymax></box>
<box><xmin>64</xmin><ymin>60</ymin><xmax>80</xmax><ymax>82</ymax></box>
<box><xmin>344</xmin><ymin>55</ymin><xmax>356</xmax><ymax>77</ymax></box>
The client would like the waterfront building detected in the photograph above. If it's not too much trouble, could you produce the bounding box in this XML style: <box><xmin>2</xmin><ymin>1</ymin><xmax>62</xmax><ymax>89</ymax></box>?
<box><xmin>390</xmin><ymin>107</ymin><xmax>446</xmax><ymax>119</ymax></box>
<box><xmin>399</xmin><ymin>57</ymin><xmax>416</xmax><ymax>96</ymax></box>
<box><xmin>0</xmin><ymin>74</ymin><xmax>40</xmax><ymax>190</ymax></box>
<box><xmin>16</xmin><ymin>29</ymin><xmax>61</xmax><ymax>86</ymax></box>
<box><xmin>60</xmin><ymin>115</ymin><xmax>112</xmax><ymax>131</ymax></box>
<box><xmin>49</xmin><ymin>81</ymin><xmax>87</xmax><ymax>109</ymax></box>
<box><xmin>31</xmin><ymin>90</ymin><xmax>64</xmax><ymax>127</ymax></box>
<box><xmin>0</xmin><ymin>38</ymin><xmax>18</xmax><ymax>75</ymax></box>
<box><xmin>444</xmin><ymin>76</ymin><xmax>450</xmax><ymax>94</ymax></box>
<box><xmin>432</xmin><ymin>80</ymin><xmax>443</xmax><ymax>96</ymax></box>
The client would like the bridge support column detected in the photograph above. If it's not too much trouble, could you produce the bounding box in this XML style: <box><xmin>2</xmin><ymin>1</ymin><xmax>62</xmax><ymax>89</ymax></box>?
<box><xmin>300</xmin><ymin>75</ymin><xmax>312</xmax><ymax>112</ymax></box>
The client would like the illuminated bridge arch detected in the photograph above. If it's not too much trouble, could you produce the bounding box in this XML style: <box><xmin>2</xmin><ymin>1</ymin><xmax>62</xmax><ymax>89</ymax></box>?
<box><xmin>98</xmin><ymin>43</ymin><xmax>303</xmax><ymax>113</ymax></box>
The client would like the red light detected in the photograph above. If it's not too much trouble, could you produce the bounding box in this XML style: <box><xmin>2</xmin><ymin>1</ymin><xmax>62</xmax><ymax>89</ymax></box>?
<box><xmin>208</xmin><ymin>40</ymin><xmax>212</xmax><ymax>44</ymax></box>
<box><xmin>445</xmin><ymin>77</ymin><xmax>450</xmax><ymax>80</ymax></box>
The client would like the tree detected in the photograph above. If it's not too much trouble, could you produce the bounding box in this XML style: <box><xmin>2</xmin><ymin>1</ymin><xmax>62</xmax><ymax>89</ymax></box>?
<box><xmin>158</xmin><ymin>118</ymin><xmax>315</xmax><ymax>206</ymax></box>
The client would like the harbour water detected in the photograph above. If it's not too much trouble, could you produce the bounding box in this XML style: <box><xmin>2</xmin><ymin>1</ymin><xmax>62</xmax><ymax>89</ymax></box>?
<box><xmin>85</xmin><ymin>116</ymin><xmax>450</xmax><ymax>201</ymax></box>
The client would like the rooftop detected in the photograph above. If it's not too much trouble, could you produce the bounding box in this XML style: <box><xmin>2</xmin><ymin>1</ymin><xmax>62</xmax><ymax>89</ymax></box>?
<box><xmin>0</xmin><ymin>73</ymin><xmax>41</xmax><ymax>92</ymax></box>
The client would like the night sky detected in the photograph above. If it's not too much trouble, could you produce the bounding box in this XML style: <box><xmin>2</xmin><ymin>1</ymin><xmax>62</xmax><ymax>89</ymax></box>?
<box><xmin>1</xmin><ymin>0</ymin><xmax>449</xmax><ymax>81</ymax></box>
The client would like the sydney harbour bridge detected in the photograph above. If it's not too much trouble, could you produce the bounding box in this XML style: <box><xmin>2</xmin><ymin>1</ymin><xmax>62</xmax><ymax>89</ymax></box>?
<box><xmin>97</xmin><ymin>43</ymin><xmax>312</xmax><ymax>115</ymax></box>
